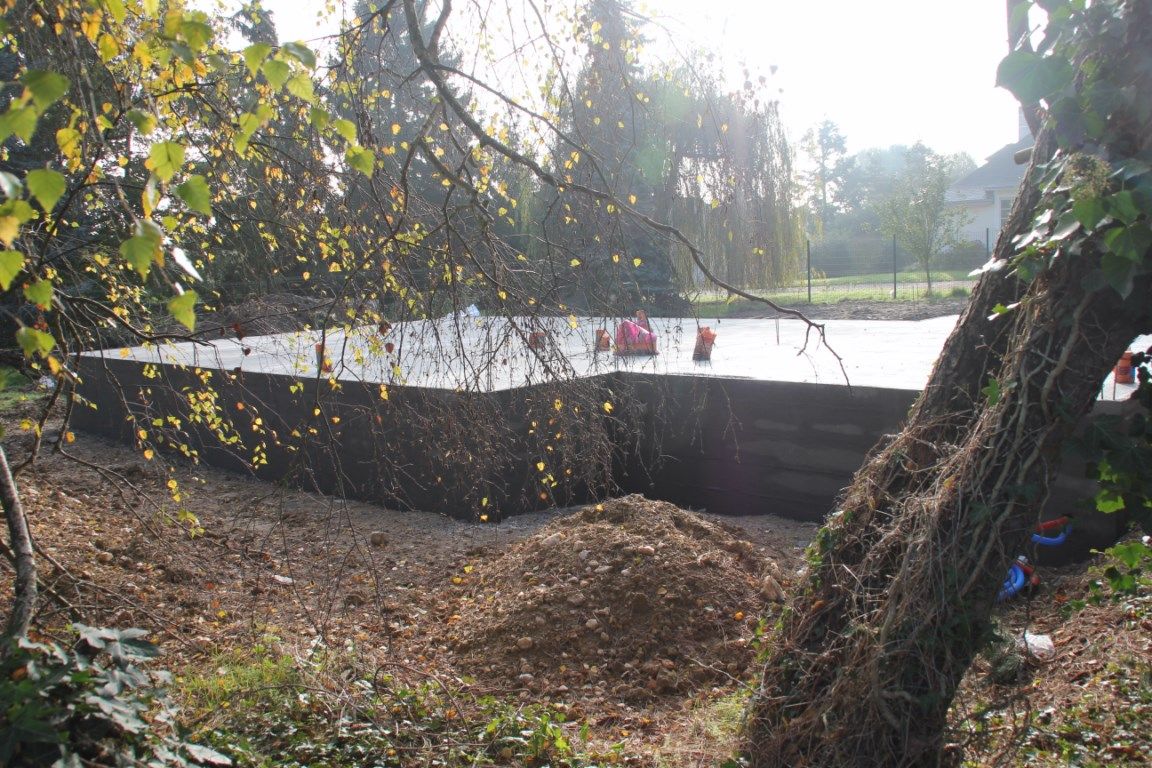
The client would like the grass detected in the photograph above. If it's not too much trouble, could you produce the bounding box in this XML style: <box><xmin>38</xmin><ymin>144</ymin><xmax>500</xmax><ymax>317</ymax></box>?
<box><xmin>689</xmin><ymin>282</ymin><xmax>973</xmax><ymax>317</ymax></box>
<box><xmin>0</xmin><ymin>366</ymin><xmax>45</xmax><ymax>414</ymax></box>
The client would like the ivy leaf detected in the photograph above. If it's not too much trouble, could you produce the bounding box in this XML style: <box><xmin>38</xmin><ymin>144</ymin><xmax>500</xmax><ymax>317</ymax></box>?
<box><xmin>242</xmin><ymin>42</ymin><xmax>272</xmax><ymax>76</ymax></box>
<box><xmin>147</xmin><ymin>141</ymin><xmax>185</xmax><ymax>183</ymax></box>
<box><xmin>1072</xmin><ymin>196</ymin><xmax>1107</xmax><ymax>230</ymax></box>
<box><xmin>281</xmin><ymin>41</ymin><xmax>316</xmax><ymax>69</ymax></box>
<box><xmin>1101</xmin><ymin>250</ymin><xmax>1135</xmax><ymax>297</ymax></box>
<box><xmin>23</xmin><ymin>279</ymin><xmax>53</xmax><ymax>309</ymax></box>
<box><xmin>345</xmin><ymin>146</ymin><xmax>375</xmax><ymax>177</ymax></box>
<box><xmin>26</xmin><ymin>169</ymin><xmax>66</xmax><ymax>212</ymax></box>
<box><xmin>168</xmin><ymin>289</ymin><xmax>198</xmax><ymax>332</ymax></box>
<box><xmin>996</xmin><ymin>50</ymin><xmax>1073</xmax><ymax>104</ymax></box>
<box><xmin>982</xmin><ymin>377</ymin><xmax>1001</xmax><ymax>406</ymax></box>
<box><xmin>184</xmin><ymin>743</ymin><xmax>232</xmax><ymax>766</ymax></box>
<box><xmin>16</xmin><ymin>327</ymin><xmax>55</xmax><ymax>358</ymax></box>
<box><xmin>1104</xmin><ymin>223</ymin><xmax>1152</xmax><ymax>263</ymax></box>
<box><xmin>22</xmin><ymin>70</ymin><xmax>69</xmax><ymax>111</ymax></box>
<box><xmin>176</xmin><ymin>175</ymin><xmax>212</xmax><ymax>215</ymax></box>
<box><xmin>0</xmin><ymin>250</ymin><xmax>25</xmax><ymax>290</ymax></box>
<box><xmin>1106</xmin><ymin>191</ymin><xmax>1141</xmax><ymax>225</ymax></box>
<box><xmin>1049</xmin><ymin>213</ymin><xmax>1080</xmax><ymax>242</ymax></box>
<box><xmin>262</xmin><ymin>59</ymin><xmax>290</xmax><ymax>91</ymax></box>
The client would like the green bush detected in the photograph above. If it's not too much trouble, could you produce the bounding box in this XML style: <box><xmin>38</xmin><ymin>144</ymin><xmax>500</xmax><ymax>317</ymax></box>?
<box><xmin>0</xmin><ymin>625</ymin><xmax>230</xmax><ymax>767</ymax></box>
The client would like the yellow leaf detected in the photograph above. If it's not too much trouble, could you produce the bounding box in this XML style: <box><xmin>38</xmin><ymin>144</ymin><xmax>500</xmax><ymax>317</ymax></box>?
<box><xmin>603</xmin><ymin>402</ymin><xmax>613</xmax><ymax>413</ymax></box>
<box><xmin>569</xmin><ymin>258</ymin><xmax>581</xmax><ymax>267</ymax></box>
<box><xmin>536</xmin><ymin>461</ymin><xmax>545</xmax><ymax>471</ymax></box>
<box><xmin>143</xmin><ymin>448</ymin><xmax>154</xmax><ymax>460</ymax></box>
<box><xmin>633</xmin><ymin>258</ymin><xmax>642</xmax><ymax>267</ymax></box>
<box><xmin>628</xmin><ymin>194</ymin><xmax>637</xmax><ymax>205</ymax></box>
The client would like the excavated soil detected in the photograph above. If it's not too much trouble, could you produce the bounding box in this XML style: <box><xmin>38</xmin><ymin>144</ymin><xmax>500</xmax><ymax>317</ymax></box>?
<box><xmin>440</xmin><ymin>496</ymin><xmax>788</xmax><ymax>703</ymax></box>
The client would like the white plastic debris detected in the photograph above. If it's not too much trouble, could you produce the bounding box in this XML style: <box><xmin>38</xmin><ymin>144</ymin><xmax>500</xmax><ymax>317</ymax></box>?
<box><xmin>1016</xmin><ymin>631</ymin><xmax>1055</xmax><ymax>660</ymax></box>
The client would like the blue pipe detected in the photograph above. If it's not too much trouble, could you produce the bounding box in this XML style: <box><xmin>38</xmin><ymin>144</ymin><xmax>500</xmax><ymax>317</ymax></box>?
<box><xmin>997</xmin><ymin>563</ymin><xmax>1027</xmax><ymax>602</ymax></box>
<box><xmin>1031</xmin><ymin>528</ymin><xmax>1069</xmax><ymax>546</ymax></box>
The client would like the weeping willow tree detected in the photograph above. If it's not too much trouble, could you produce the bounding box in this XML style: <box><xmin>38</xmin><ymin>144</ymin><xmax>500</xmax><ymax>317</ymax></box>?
<box><xmin>743</xmin><ymin>1</ymin><xmax>1152</xmax><ymax>765</ymax></box>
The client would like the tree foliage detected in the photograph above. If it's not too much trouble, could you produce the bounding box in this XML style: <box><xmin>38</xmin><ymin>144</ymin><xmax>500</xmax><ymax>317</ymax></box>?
<box><xmin>877</xmin><ymin>143</ymin><xmax>974</xmax><ymax>293</ymax></box>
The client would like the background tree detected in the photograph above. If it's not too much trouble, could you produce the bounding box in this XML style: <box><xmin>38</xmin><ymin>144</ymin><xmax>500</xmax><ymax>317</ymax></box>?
<box><xmin>743</xmin><ymin>1</ymin><xmax>1152</xmax><ymax>765</ymax></box>
<box><xmin>878</xmin><ymin>142</ymin><xmax>973</xmax><ymax>293</ymax></box>
<box><xmin>799</xmin><ymin>118</ymin><xmax>848</xmax><ymax>235</ymax></box>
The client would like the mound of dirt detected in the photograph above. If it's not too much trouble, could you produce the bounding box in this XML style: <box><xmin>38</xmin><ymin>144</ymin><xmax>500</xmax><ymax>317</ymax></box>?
<box><xmin>443</xmin><ymin>495</ymin><xmax>788</xmax><ymax>702</ymax></box>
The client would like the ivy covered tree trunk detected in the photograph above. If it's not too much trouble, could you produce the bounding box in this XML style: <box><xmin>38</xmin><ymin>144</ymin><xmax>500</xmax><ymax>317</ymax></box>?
<box><xmin>743</xmin><ymin>2</ymin><xmax>1152</xmax><ymax>766</ymax></box>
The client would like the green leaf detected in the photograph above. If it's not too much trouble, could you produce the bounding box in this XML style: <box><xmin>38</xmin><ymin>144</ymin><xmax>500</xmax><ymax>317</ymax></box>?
<box><xmin>1106</xmin><ymin>191</ymin><xmax>1141</xmax><ymax>225</ymax></box>
<box><xmin>168</xmin><ymin>289</ymin><xmax>198</xmax><ymax>332</ymax></box>
<box><xmin>345</xmin><ymin>146</ymin><xmax>375</xmax><ymax>177</ymax></box>
<box><xmin>176</xmin><ymin>175</ymin><xmax>212</xmax><ymax>215</ymax></box>
<box><xmin>981</xmin><ymin>377</ymin><xmax>1001</xmax><ymax>406</ymax></box>
<box><xmin>286</xmin><ymin>73</ymin><xmax>315</xmax><ymax>103</ymax></box>
<box><xmin>1072</xmin><ymin>196</ymin><xmax>1107</xmax><ymax>230</ymax></box>
<box><xmin>281</xmin><ymin>41</ymin><xmax>316</xmax><ymax>69</ymax></box>
<box><xmin>102</xmin><ymin>0</ymin><xmax>127</xmax><ymax>23</ymax></box>
<box><xmin>262</xmin><ymin>59</ymin><xmax>290</xmax><ymax>91</ymax></box>
<box><xmin>147</xmin><ymin>141</ymin><xmax>185</xmax><ymax>183</ymax></box>
<box><xmin>16</xmin><ymin>327</ymin><xmax>55</xmax><ymax>358</ymax></box>
<box><xmin>126</xmin><ymin>109</ymin><xmax>157</xmax><ymax>135</ymax></box>
<box><xmin>309</xmin><ymin>107</ymin><xmax>330</xmax><ymax>130</ymax></box>
<box><xmin>0</xmin><ymin>199</ymin><xmax>35</xmax><ymax>246</ymax></box>
<box><xmin>0</xmin><ymin>250</ymin><xmax>25</xmax><ymax>290</ymax></box>
<box><xmin>26</xmin><ymin>169</ymin><xmax>66</xmax><ymax>212</ymax></box>
<box><xmin>333</xmin><ymin>118</ymin><xmax>358</xmax><ymax>143</ymax></box>
<box><xmin>996</xmin><ymin>50</ymin><xmax>1073</xmax><ymax>104</ymax></box>
<box><xmin>120</xmin><ymin>222</ymin><xmax>163</xmax><ymax>279</ymax></box>
<box><xmin>0</xmin><ymin>105</ymin><xmax>39</xmax><ymax>143</ymax></box>
<box><xmin>1104</xmin><ymin>223</ymin><xmax>1152</xmax><ymax>263</ymax></box>
<box><xmin>1101</xmin><ymin>250</ymin><xmax>1135</xmax><ymax>297</ymax></box>
<box><xmin>242</xmin><ymin>43</ymin><xmax>272</xmax><ymax>76</ymax></box>
<box><xmin>180</xmin><ymin>18</ymin><xmax>213</xmax><ymax>52</ymax></box>
<box><xmin>23</xmin><ymin>279</ymin><xmax>53</xmax><ymax>309</ymax></box>
<box><xmin>1049</xmin><ymin>213</ymin><xmax>1080</xmax><ymax>242</ymax></box>
<box><xmin>22</xmin><ymin>70</ymin><xmax>69</xmax><ymax>111</ymax></box>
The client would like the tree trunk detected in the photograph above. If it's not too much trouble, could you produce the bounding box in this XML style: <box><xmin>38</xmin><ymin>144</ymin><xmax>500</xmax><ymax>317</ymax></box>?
<box><xmin>742</xmin><ymin>4</ymin><xmax>1152</xmax><ymax>762</ymax></box>
<box><xmin>2</xmin><ymin>445</ymin><xmax>37</xmax><ymax>647</ymax></box>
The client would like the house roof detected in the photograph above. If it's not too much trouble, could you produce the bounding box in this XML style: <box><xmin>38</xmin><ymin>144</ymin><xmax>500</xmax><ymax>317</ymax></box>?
<box><xmin>950</xmin><ymin>137</ymin><xmax>1034</xmax><ymax>194</ymax></box>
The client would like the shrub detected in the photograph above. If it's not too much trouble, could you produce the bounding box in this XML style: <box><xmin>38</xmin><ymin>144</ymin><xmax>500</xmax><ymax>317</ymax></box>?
<box><xmin>0</xmin><ymin>625</ymin><xmax>229</xmax><ymax>767</ymax></box>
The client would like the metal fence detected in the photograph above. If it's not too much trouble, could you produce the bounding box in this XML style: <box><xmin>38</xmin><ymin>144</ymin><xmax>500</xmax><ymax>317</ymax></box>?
<box><xmin>783</xmin><ymin>235</ymin><xmax>990</xmax><ymax>302</ymax></box>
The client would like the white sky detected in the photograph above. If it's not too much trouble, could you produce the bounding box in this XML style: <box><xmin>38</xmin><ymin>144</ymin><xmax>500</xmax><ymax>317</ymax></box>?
<box><xmin>261</xmin><ymin>0</ymin><xmax>1024</xmax><ymax>163</ymax></box>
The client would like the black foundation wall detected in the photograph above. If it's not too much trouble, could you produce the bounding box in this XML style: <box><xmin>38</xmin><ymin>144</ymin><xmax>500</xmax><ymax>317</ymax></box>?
<box><xmin>74</xmin><ymin>355</ymin><xmax>1125</xmax><ymax>561</ymax></box>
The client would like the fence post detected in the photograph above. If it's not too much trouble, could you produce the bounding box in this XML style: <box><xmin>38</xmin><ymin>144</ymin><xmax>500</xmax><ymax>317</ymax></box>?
<box><xmin>806</xmin><ymin>238</ymin><xmax>812</xmax><ymax>303</ymax></box>
<box><xmin>985</xmin><ymin>227</ymin><xmax>991</xmax><ymax>258</ymax></box>
<box><xmin>892</xmin><ymin>235</ymin><xmax>897</xmax><ymax>299</ymax></box>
